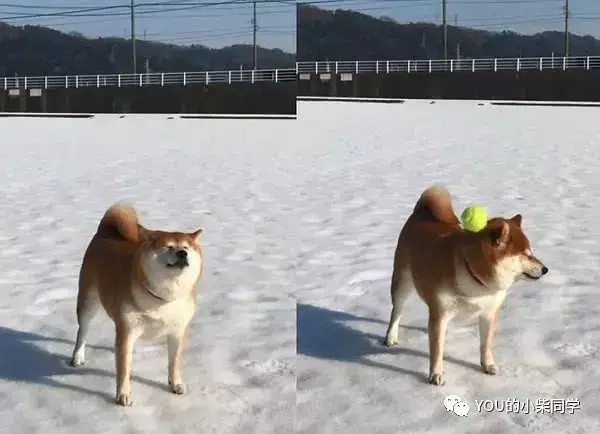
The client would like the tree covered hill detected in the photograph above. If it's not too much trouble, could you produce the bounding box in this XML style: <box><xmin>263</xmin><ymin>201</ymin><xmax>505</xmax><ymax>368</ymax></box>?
<box><xmin>297</xmin><ymin>4</ymin><xmax>600</xmax><ymax>61</ymax></box>
<box><xmin>0</xmin><ymin>21</ymin><xmax>295</xmax><ymax>76</ymax></box>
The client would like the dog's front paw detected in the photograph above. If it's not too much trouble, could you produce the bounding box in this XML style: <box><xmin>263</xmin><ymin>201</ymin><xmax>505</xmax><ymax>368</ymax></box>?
<box><xmin>116</xmin><ymin>393</ymin><xmax>133</xmax><ymax>406</ymax></box>
<box><xmin>384</xmin><ymin>334</ymin><xmax>398</xmax><ymax>347</ymax></box>
<box><xmin>429</xmin><ymin>372</ymin><xmax>445</xmax><ymax>386</ymax></box>
<box><xmin>169</xmin><ymin>380</ymin><xmax>186</xmax><ymax>395</ymax></box>
<box><xmin>481</xmin><ymin>363</ymin><xmax>498</xmax><ymax>375</ymax></box>
<box><xmin>69</xmin><ymin>355</ymin><xmax>85</xmax><ymax>367</ymax></box>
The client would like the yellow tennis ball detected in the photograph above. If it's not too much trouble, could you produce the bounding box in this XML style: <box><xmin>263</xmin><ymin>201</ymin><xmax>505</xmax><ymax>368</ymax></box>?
<box><xmin>461</xmin><ymin>206</ymin><xmax>488</xmax><ymax>232</ymax></box>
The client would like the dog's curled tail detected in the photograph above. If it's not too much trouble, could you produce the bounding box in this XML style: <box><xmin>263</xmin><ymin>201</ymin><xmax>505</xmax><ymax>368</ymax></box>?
<box><xmin>96</xmin><ymin>203</ymin><xmax>141</xmax><ymax>242</ymax></box>
<box><xmin>413</xmin><ymin>185</ymin><xmax>461</xmax><ymax>225</ymax></box>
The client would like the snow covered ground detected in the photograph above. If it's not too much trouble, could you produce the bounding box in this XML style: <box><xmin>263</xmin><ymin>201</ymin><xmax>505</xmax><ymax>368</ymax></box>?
<box><xmin>0</xmin><ymin>100</ymin><xmax>599</xmax><ymax>433</ymax></box>
<box><xmin>0</xmin><ymin>115</ymin><xmax>297</xmax><ymax>433</ymax></box>
<box><xmin>295</xmin><ymin>100</ymin><xmax>600</xmax><ymax>433</ymax></box>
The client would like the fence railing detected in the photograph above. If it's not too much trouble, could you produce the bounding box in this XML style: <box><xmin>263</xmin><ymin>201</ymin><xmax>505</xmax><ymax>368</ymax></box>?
<box><xmin>296</xmin><ymin>56</ymin><xmax>600</xmax><ymax>75</ymax></box>
<box><xmin>2</xmin><ymin>67</ymin><xmax>297</xmax><ymax>90</ymax></box>
<box><xmin>4</xmin><ymin>56</ymin><xmax>599</xmax><ymax>89</ymax></box>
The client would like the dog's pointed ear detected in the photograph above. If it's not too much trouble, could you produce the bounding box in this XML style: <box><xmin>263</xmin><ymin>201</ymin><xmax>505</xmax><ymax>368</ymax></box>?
<box><xmin>490</xmin><ymin>221</ymin><xmax>510</xmax><ymax>247</ymax></box>
<box><xmin>190</xmin><ymin>228</ymin><xmax>203</xmax><ymax>244</ymax></box>
<box><xmin>510</xmin><ymin>214</ymin><xmax>522</xmax><ymax>228</ymax></box>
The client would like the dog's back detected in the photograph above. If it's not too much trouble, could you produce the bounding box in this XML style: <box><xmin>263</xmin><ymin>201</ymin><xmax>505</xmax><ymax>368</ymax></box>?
<box><xmin>392</xmin><ymin>186</ymin><xmax>462</xmax><ymax>286</ymax></box>
<box><xmin>78</xmin><ymin>204</ymin><xmax>141</xmax><ymax>321</ymax></box>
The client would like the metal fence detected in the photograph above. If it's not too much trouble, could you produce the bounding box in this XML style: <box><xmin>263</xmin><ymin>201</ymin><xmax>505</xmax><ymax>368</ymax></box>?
<box><xmin>296</xmin><ymin>56</ymin><xmax>600</xmax><ymax>75</ymax></box>
<box><xmin>1</xmin><ymin>67</ymin><xmax>297</xmax><ymax>90</ymax></box>
<box><xmin>3</xmin><ymin>56</ymin><xmax>600</xmax><ymax>89</ymax></box>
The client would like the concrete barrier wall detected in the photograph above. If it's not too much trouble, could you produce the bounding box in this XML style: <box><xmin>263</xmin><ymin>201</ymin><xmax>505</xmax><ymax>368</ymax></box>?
<box><xmin>0</xmin><ymin>82</ymin><xmax>297</xmax><ymax>114</ymax></box>
<box><xmin>298</xmin><ymin>71</ymin><xmax>600</xmax><ymax>102</ymax></box>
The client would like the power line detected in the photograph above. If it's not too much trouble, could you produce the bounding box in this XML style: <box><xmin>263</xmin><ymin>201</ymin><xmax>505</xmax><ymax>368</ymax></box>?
<box><xmin>14</xmin><ymin>4</ymin><xmax>293</xmax><ymax>28</ymax></box>
<box><xmin>299</xmin><ymin>0</ymin><xmax>564</xmax><ymax>4</ymax></box>
<box><xmin>0</xmin><ymin>0</ymin><xmax>286</xmax><ymax>21</ymax></box>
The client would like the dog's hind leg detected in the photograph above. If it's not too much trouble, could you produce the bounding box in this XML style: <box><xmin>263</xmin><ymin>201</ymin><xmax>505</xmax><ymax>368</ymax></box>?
<box><xmin>384</xmin><ymin>267</ymin><xmax>414</xmax><ymax>347</ymax></box>
<box><xmin>70</xmin><ymin>284</ymin><xmax>100</xmax><ymax>367</ymax></box>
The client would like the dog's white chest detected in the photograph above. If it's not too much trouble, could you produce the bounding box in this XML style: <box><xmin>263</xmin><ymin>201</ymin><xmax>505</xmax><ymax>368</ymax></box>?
<box><xmin>438</xmin><ymin>289</ymin><xmax>507</xmax><ymax>320</ymax></box>
<box><xmin>125</xmin><ymin>299</ymin><xmax>195</xmax><ymax>341</ymax></box>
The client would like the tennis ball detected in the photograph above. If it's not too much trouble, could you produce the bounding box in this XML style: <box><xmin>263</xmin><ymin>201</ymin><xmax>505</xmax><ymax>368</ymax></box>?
<box><xmin>461</xmin><ymin>206</ymin><xmax>488</xmax><ymax>232</ymax></box>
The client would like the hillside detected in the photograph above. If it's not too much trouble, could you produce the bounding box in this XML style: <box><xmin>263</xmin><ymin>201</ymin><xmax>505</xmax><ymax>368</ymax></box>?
<box><xmin>0</xmin><ymin>22</ymin><xmax>295</xmax><ymax>77</ymax></box>
<box><xmin>297</xmin><ymin>4</ymin><xmax>600</xmax><ymax>61</ymax></box>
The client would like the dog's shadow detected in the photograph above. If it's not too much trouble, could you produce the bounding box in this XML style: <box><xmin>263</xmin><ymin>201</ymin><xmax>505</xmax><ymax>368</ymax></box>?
<box><xmin>297</xmin><ymin>304</ymin><xmax>480</xmax><ymax>383</ymax></box>
<box><xmin>0</xmin><ymin>327</ymin><xmax>169</xmax><ymax>403</ymax></box>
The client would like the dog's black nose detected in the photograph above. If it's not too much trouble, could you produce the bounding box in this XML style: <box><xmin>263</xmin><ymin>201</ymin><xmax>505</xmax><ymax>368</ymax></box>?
<box><xmin>176</xmin><ymin>250</ymin><xmax>188</xmax><ymax>259</ymax></box>
<box><xmin>541</xmin><ymin>266</ymin><xmax>548</xmax><ymax>275</ymax></box>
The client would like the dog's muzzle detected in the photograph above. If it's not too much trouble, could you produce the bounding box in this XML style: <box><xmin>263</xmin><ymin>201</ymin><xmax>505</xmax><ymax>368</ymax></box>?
<box><xmin>167</xmin><ymin>250</ymin><xmax>189</xmax><ymax>269</ymax></box>
<box><xmin>524</xmin><ymin>265</ymin><xmax>548</xmax><ymax>280</ymax></box>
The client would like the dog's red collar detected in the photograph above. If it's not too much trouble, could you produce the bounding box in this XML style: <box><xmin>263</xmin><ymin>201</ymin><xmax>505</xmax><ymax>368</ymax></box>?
<box><xmin>139</xmin><ymin>280</ymin><xmax>169</xmax><ymax>302</ymax></box>
<box><xmin>464</xmin><ymin>259</ymin><xmax>485</xmax><ymax>287</ymax></box>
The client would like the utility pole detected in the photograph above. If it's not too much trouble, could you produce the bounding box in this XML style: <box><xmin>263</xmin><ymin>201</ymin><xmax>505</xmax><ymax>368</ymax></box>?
<box><xmin>564</xmin><ymin>0</ymin><xmax>570</xmax><ymax>57</ymax></box>
<box><xmin>144</xmin><ymin>29</ymin><xmax>149</xmax><ymax>74</ymax></box>
<box><xmin>442</xmin><ymin>0</ymin><xmax>447</xmax><ymax>60</ymax></box>
<box><xmin>455</xmin><ymin>15</ymin><xmax>460</xmax><ymax>61</ymax></box>
<box><xmin>131</xmin><ymin>0</ymin><xmax>137</xmax><ymax>75</ymax></box>
<box><xmin>252</xmin><ymin>1</ymin><xmax>257</xmax><ymax>70</ymax></box>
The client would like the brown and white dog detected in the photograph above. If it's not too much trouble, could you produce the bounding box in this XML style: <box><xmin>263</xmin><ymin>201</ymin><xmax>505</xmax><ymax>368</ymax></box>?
<box><xmin>384</xmin><ymin>186</ymin><xmax>547</xmax><ymax>385</ymax></box>
<box><xmin>70</xmin><ymin>204</ymin><xmax>203</xmax><ymax>406</ymax></box>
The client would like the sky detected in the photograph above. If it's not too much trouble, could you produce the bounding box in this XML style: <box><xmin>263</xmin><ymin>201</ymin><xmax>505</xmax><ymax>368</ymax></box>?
<box><xmin>0</xmin><ymin>0</ymin><xmax>296</xmax><ymax>53</ymax></box>
<box><xmin>1</xmin><ymin>1</ymin><xmax>600</xmax><ymax>55</ymax></box>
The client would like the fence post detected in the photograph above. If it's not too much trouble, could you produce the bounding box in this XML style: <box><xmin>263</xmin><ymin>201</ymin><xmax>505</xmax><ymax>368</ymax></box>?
<box><xmin>3</xmin><ymin>77</ymin><xmax>6</xmax><ymax>90</ymax></box>
<box><xmin>517</xmin><ymin>58</ymin><xmax>520</xmax><ymax>72</ymax></box>
<box><xmin>539</xmin><ymin>57</ymin><xmax>543</xmax><ymax>71</ymax></box>
<box><xmin>251</xmin><ymin>70</ymin><xmax>254</xmax><ymax>84</ymax></box>
<box><xmin>97</xmin><ymin>75</ymin><xmax>100</xmax><ymax>88</ymax></box>
<box><xmin>229</xmin><ymin>70</ymin><xmax>232</xmax><ymax>84</ymax></box>
<box><xmin>376</xmin><ymin>61</ymin><xmax>379</xmax><ymax>74</ymax></box>
<box><xmin>161</xmin><ymin>73</ymin><xmax>164</xmax><ymax>86</ymax></box>
<box><xmin>24</xmin><ymin>76</ymin><xmax>27</xmax><ymax>89</ymax></box>
<box><xmin>118</xmin><ymin>74</ymin><xmax>121</xmax><ymax>87</ymax></box>
<box><xmin>44</xmin><ymin>76</ymin><xmax>48</xmax><ymax>89</ymax></box>
<box><xmin>335</xmin><ymin>61</ymin><xmax>338</xmax><ymax>74</ymax></box>
<box><xmin>139</xmin><ymin>74</ymin><xmax>143</xmax><ymax>87</ymax></box>
<box><xmin>66</xmin><ymin>75</ymin><xmax>69</xmax><ymax>88</ymax></box>
<box><xmin>450</xmin><ymin>59</ymin><xmax>454</xmax><ymax>72</ymax></box>
<box><xmin>429</xmin><ymin>59</ymin><xmax>432</xmax><ymax>73</ymax></box>
<box><xmin>183</xmin><ymin>72</ymin><xmax>187</xmax><ymax>86</ymax></box>
<box><xmin>472</xmin><ymin>58</ymin><xmax>475</xmax><ymax>72</ymax></box>
<box><xmin>587</xmin><ymin>56</ymin><xmax>590</xmax><ymax>70</ymax></box>
<box><xmin>355</xmin><ymin>61</ymin><xmax>359</xmax><ymax>74</ymax></box>
<box><xmin>494</xmin><ymin>58</ymin><xmax>498</xmax><ymax>72</ymax></box>
<box><xmin>75</xmin><ymin>76</ymin><xmax>79</xmax><ymax>88</ymax></box>
<box><xmin>386</xmin><ymin>60</ymin><xmax>389</xmax><ymax>74</ymax></box>
<box><xmin>206</xmin><ymin>71</ymin><xmax>210</xmax><ymax>84</ymax></box>
<box><xmin>563</xmin><ymin>57</ymin><xmax>566</xmax><ymax>70</ymax></box>
<box><xmin>275</xmin><ymin>69</ymin><xmax>278</xmax><ymax>83</ymax></box>
<box><xmin>407</xmin><ymin>60</ymin><xmax>411</xmax><ymax>73</ymax></box>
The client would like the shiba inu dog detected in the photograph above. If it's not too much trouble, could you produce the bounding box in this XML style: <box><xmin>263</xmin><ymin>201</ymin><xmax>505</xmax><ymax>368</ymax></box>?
<box><xmin>384</xmin><ymin>186</ymin><xmax>547</xmax><ymax>385</ymax></box>
<box><xmin>70</xmin><ymin>204</ymin><xmax>203</xmax><ymax>406</ymax></box>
